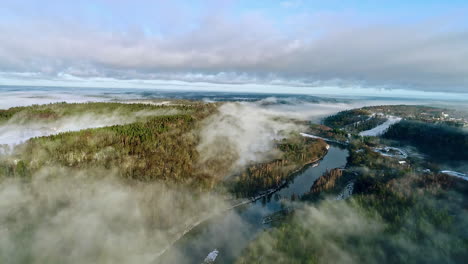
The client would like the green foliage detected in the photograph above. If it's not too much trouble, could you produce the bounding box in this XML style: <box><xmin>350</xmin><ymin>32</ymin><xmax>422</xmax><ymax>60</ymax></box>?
<box><xmin>15</xmin><ymin>160</ymin><xmax>29</xmax><ymax>178</ymax></box>
<box><xmin>347</xmin><ymin>145</ymin><xmax>395</xmax><ymax>170</ymax></box>
<box><xmin>239</xmin><ymin>172</ymin><xmax>468</xmax><ymax>264</ymax></box>
<box><xmin>0</xmin><ymin>103</ymin><xmax>219</xmax><ymax>189</ymax></box>
<box><xmin>238</xmin><ymin>124</ymin><xmax>468</xmax><ymax>264</ymax></box>
<box><xmin>0</xmin><ymin>101</ymin><xmax>332</xmax><ymax>196</ymax></box>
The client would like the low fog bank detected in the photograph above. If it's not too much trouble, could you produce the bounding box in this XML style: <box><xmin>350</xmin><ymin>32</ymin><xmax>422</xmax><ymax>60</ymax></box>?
<box><xmin>0</xmin><ymin>167</ymin><xmax>230</xmax><ymax>264</ymax></box>
<box><xmin>0</xmin><ymin>90</ymin><xmax>113</xmax><ymax>110</ymax></box>
<box><xmin>0</xmin><ymin>108</ymin><xmax>180</xmax><ymax>150</ymax></box>
<box><xmin>0</xmin><ymin>95</ymin><xmax>426</xmax><ymax>154</ymax></box>
<box><xmin>0</xmin><ymin>86</ymin><xmax>436</xmax><ymax>109</ymax></box>
<box><xmin>256</xmin><ymin>97</ymin><xmax>355</xmax><ymax>122</ymax></box>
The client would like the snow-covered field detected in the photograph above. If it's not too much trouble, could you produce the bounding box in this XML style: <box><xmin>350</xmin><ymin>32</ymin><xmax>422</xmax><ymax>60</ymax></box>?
<box><xmin>359</xmin><ymin>116</ymin><xmax>402</xmax><ymax>136</ymax></box>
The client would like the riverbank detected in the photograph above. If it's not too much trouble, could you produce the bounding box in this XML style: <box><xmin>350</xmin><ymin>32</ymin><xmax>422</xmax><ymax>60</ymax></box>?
<box><xmin>153</xmin><ymin>141</ymin><xmax>332</xmax><ymax>263</ymax></box>
<box><xmin>232</xmin><ymin>136</ymin><xmax>329</xmax><ymax>196</ymax></box>
<box><xmin>155</xmin><ymin>145</ymin><xmax>349</xmax><ymax>264</ymax></box>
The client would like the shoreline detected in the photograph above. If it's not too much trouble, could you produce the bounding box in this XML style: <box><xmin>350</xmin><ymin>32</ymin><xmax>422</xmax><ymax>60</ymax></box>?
<box><xmin>152</xmin><ymin>144</ymin><xmax>331</xmax><ymax>263</ymax></box>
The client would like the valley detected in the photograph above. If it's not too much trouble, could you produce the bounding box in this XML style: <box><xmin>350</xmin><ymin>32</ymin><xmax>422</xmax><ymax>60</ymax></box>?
<box><xmin>0</xmin><ymin>96</ymin><xmax>466</xmax><ymax>264</ymax></box>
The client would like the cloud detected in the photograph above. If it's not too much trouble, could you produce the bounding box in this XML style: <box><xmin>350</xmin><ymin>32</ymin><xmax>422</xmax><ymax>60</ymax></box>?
<box><xmin>0</xmin><ymin>1</ymin><xmax>467</xmax><ymax>93</ymax></box>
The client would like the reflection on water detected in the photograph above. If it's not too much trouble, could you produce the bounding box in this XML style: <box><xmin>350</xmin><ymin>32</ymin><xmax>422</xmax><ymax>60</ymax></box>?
<box><xmin>158</xmin><ymin>145</ymin><xmax>349</xmax><ymax>264</ymax></box>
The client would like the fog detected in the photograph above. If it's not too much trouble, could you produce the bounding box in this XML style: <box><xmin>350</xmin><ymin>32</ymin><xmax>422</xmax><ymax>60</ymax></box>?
<box><xmin>0</xmin><ymin>97</ymin><xmax>358</xmax><ymax>263</ymax></box>
<box><xmin>0</xmin><ymin>167</ymin><xmax>230</xmax><ymax>264</ymax></box>
<box><xmin>196</xmin><ymin>102</ymin><xmax>303</xmax><ymax>177</ymax></box>
<box><xmin>0</xmin><ymin>89</ymin><xmax>113</xmax><ymax>109</ymax></box>
<box><xmin>239</xmin><ymin>192</ymin><xmax>468</xmax><ymax>264</ymax></box>
<box><xmin>195</xmin><ymin>97</ymin><xmax>424</xmax><ymax>178</ymax></box>
<box><xmin>0</xmin><ymin>93</ymin><xmax>464</xmax><ymax>263</ymax></box>
<box><xmin>0</xmin><ymin>108</ymin><xmax>180</xmax><ymax>150</ymax></box>
<box><xmin>196</xmin><ymin>98</ymin><xmax>346</xmax><ymax>176</ymax></box>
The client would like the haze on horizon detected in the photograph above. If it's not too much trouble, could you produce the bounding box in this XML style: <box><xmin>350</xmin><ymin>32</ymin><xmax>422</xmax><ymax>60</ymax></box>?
<box><xmin>1</xmin><ymin>0</ymin><xmax>468</xmax><ymax>97</ymax></box>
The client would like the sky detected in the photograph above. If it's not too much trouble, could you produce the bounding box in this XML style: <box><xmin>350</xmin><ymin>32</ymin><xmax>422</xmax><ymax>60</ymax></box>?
<box><xmin>0</xmin><ymin>0</ymin><xmax>467</xmax><ymax>96</ymax></box>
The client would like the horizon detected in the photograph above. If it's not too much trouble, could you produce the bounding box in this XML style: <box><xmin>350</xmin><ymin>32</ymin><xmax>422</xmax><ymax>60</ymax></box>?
<box><xmin>2</xmin><ymin>81</ymin><xmax>468</xmax><ymax>101</ymax></box>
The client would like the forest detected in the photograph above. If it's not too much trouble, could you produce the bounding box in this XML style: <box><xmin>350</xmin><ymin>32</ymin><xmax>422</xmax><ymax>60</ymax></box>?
<box><xmin>323</xmin><ymin>108</ymin><xmax>371</xmax><ymax>128</ymax></box>
<box><xmin>324</xmin><ymin>105</ymin><xmax>467</xmax><ymax>135</ymax></box>
<box><xmin>307</xmin><ymin>123</ymin><xmax>348</xmax><ymax>142</ymax></box>
<box><xmin>362</xmin><ymin>105</ymin><xmax>462</xmax><ymax>121</ymax></box>
<box><xmin>0</xmin><ymin>101</ymin><xmax>330</xmax><ymax>195</ymax></box>
<box><xmin>231</xmin><ymin>136</ymin><xmax>328</xmax><ymax>196</ymax></box>
<box><xmin>237</xmin><ymin>135</ymin><xmax>468</xmax><ymax>264</ymax></box>
<box><xmin>383</xmin><ymin>120</ymin><xmax>468</xmax><ymax>161</ymax></box>
<box><xmin>2</xmin><ymin>102</ymin><xmax>467</xmax><ymax>264</ymax></box>
<box><xmin>0</xmin><ymin>102</ymin><xmax>217</xmax><ymax>187</ymax></box>
<box><xmin>0</xmin><ymin>101</ymin><xmax>205</xmax><ymax>124</ymax></box>
<box><xmin>322</xmin><ymin>108</ymin><xmax>390</xmax><ymax>134</ymax></box>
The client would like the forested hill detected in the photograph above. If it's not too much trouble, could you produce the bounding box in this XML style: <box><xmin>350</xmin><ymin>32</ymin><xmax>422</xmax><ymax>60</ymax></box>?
<box><xmin>383</xmin><ymin>120</ymin><xmax>468</xmax><ymax>161</ymax></box>
<box><xmin>322</xmin><ymin>104</ymin><xmax>468</xmax><ymax>161</ymax></box>
<box><xmin>237</xmin><ymin>114</ymin><xmax>468</xmax><ymax>264</ymax></box>
<box><xmin>0</xmin><ymin>101</ymin><xmax>329</xmax><ymax>193</ymax></box>
<box><xmin>0</xmin><ymin>101</ymin><xmax>204</xmax><ymax>123</ymax></box>
<box><xmin>324</xmin><ymin>105</ymin><xmax>467</xmax><ymax>130</ymax></box>
<box><xmin>1</xmin><ymin>102</ymin><xmax>220</xmax><ymax>188</ymax></box>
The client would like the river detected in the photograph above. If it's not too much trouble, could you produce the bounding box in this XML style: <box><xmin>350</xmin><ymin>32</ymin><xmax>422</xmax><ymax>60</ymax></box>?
<box><xmin>156</xmin><ymin>145</ymin><xmax>349</xmax><ymax>264</ymax></box>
